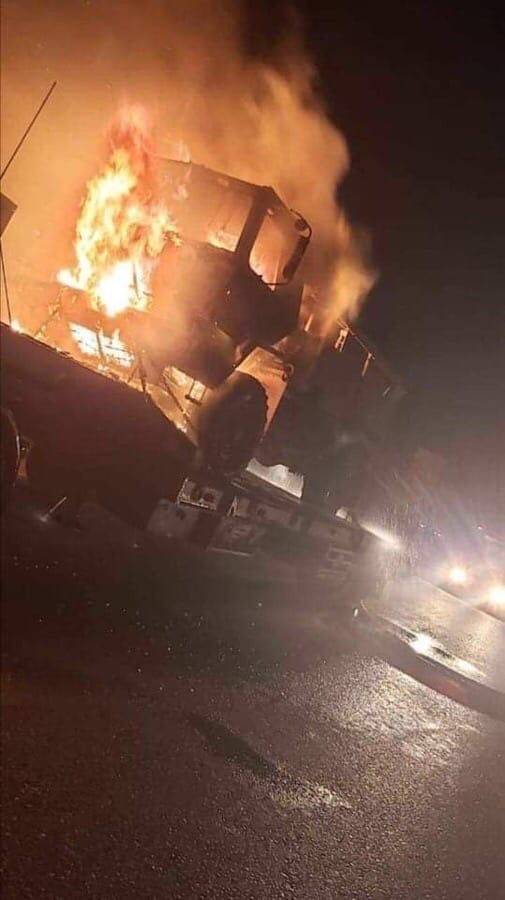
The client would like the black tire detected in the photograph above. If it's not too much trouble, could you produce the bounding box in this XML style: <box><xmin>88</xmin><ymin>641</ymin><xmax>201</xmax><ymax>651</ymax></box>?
<box><xmin>196</xmin><ymin>373</ymin><xmax>268</xmax><ymax>475</ymax></box>
<box><xmin>1</xmin><ymin>408</ymin><xmax>20</xmax><ymax>511</ymax></box>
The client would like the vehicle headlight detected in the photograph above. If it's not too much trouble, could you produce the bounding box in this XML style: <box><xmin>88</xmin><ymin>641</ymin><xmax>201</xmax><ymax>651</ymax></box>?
<box><xmin>448</xmin><ymin>565</ymin><xmax>468</xmax><ymax>585</ymax></box>
<box><xmin>488</xmin><ymin>584</ymin><xmax>505</xmax><ymax>606</ymax></box>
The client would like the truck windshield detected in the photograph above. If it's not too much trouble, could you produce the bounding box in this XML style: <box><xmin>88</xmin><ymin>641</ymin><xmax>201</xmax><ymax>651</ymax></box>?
<box><xmin>250</xmin><ymin>206</ymin><xmax>299</xmax><ymax>287</ymax></box>
<box><xmin>159</xmin><ymin>161</ymin><xmax>252</xmax><ymax>252</ymax></box>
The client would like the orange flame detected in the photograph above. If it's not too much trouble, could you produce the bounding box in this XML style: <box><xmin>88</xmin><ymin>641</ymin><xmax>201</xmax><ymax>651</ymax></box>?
<box><xmin>58</xmin><ymin>109</ymin><xmax>179</xmax><ymax>318</ymax></box>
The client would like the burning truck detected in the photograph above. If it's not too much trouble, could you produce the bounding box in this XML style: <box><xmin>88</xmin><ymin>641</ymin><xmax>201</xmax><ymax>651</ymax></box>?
<box><xmin>1</xmin><ymin>115</ymin><xmax>402</xmax><ymax>542</ymax></box>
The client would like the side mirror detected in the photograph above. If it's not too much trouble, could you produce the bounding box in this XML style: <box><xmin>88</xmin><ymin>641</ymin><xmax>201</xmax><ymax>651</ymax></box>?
<box><xmin>282</xmin><ymin>235</ymin><xmax>310</xmax><ymax>282</ymax></box>
<box><xmin>282</xmin><ymin>210</ymin><xmax>312</xmax><ymax>282</ymax></box>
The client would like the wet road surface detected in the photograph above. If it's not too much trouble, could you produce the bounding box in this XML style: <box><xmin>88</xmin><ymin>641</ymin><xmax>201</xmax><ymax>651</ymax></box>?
<box><xmin>368</xmin><ymin>576</ymin><xmax>505</xmax><ymax>692</ymax></box>
<box><xmin>2</xmin><ymin>502</ymin><xmax>505</xmax><ymax>898</ymax></box>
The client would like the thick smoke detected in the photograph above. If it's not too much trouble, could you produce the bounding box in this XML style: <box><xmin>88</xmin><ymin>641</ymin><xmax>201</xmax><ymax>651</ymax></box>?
<box><xmin>1</xmin><ymin>0</ymin><xmax>374</xmax><ymax>330</ymax></box>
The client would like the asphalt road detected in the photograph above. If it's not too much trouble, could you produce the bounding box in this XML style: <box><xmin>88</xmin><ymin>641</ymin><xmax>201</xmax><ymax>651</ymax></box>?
<box><xmin>2</xmin><ymin>500</ymin><xmax>505</xmax><ymax>899</ymax></box>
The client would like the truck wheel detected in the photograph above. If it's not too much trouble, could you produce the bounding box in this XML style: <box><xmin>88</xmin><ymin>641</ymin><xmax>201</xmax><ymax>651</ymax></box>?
<box><xmin>197</xmin><ymin>373</ymin><xmax>268</xmax><ymax>475</ymax></box>
<box><xmin>1</xmin><ymin>408</ymin><xmax>20</xmax><ymax>511</ymax></box>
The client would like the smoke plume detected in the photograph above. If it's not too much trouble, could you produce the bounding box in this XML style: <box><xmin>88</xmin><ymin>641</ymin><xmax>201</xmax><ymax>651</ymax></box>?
<box><xmin>1</xmin><ymin>0</ymin><xmax>374</xmax><ymax>330</ymax></box>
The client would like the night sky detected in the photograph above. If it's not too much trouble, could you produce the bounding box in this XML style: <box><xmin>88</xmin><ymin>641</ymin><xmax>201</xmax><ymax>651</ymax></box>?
<box><xmin>298</xmin><ymin>1</ymin><xmax>504</xmax><ymax>466</ymax></box>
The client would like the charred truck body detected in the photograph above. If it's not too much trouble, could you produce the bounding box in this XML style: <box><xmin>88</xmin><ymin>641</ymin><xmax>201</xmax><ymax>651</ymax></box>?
<box><xmin>1</xmin><ymin>160</ymin><xmax>402</xmax><ymax>535</ymax></box>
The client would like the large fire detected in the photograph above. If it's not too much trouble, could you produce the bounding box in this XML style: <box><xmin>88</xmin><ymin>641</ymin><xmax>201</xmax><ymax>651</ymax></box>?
<box><xmin>57</xmin><ymin>111</ymin><xmax>179</xmax><ymax>319</ymax></box>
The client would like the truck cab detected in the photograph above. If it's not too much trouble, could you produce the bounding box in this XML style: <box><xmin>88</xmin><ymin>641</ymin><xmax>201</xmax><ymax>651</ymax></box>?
<box><xmin>141</xmin><ymin>159</ymin><xmax>312</xmax><ymax>386</ymax></box>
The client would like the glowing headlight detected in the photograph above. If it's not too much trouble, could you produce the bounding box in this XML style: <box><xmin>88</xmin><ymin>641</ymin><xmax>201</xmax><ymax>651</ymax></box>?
<box><xmin>448</xmin><ymin>565</ymin><xmax>468</xmax><ymax>585</ymax></box>
<box><xmin>488</xmin><ymin>584</ymin><xmax>505</xmax><ymax>606</ymax></box>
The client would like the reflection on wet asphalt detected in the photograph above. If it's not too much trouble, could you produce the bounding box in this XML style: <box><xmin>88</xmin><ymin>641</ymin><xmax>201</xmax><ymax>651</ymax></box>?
<box><xmin>362</xmin><ymin>577</ymin><xmax>505</xmax><ymax>718</ymax></box>
<box><xmin>370</xmin><ymin>576</ymin><xmax>505</xmax><ymax>685</ymax></box>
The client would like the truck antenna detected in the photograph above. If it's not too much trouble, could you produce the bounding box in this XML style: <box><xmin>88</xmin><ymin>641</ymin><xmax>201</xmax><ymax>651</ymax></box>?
<box><xmin>0</xmin><ymin>243</ymin><xmax>12</xmax><ymax>322</ymax></box>
<box><xmin>0</xmin><ymin>81</ymin><xmax>57</xmax><ymax>182</ymax></box>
